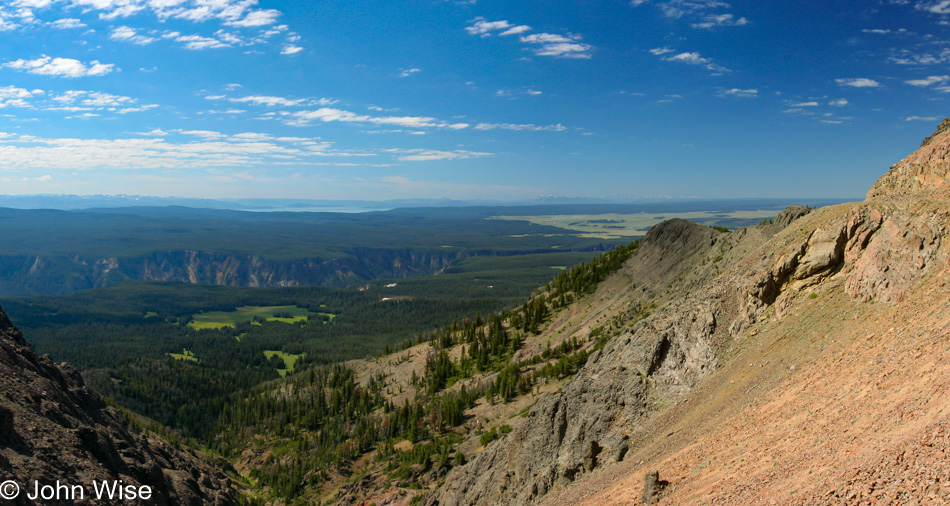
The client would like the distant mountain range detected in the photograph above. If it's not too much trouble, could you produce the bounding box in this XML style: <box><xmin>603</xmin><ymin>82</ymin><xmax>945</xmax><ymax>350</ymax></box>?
<box><xmin>0</xmin><ymin>194</ymin><xmax>857</xmax><ymax>212</ymax></box>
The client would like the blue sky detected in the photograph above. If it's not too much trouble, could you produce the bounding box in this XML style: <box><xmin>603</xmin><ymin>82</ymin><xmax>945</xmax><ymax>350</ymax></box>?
<box><xmin>0</xmin><ymin>0</ymin><xmax>949</xmax><ymax>200</ymax></box>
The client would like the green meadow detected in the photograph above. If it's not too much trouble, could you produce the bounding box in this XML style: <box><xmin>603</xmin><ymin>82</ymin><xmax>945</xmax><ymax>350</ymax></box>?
<box><xmin>264</xmin><ymin>350</ymin><xmax>304</xmax><ymax>377</ymax></box>
<box><xmin>187</xmin><ymin>305</ymin><xmax>323</xmax><ymax>330</ymax></box>
<box><xmin>169</xmin><ymin>348</ymin><xmax>198</xmax><ymax>362</ymax></box>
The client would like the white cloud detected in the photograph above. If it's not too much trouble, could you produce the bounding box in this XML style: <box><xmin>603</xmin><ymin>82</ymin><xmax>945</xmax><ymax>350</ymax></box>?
<box><xmin>43</xmin><ymin>89</ymin><xmax>157</xmax><ymax>114</ymax></box>
<box><xmin>691</xmin><ymin>13</ymin><xmax>748</xmax><ymax>29</ymax></box>
<box><xmin>520</xmin><ymin>33</ymin><xmax>574</xmax><ymax>44</ymax></box>
<box><xmin>473</xmin><ymin>122</ymin><xmax>566</xmax><ymax>131</ymax></box>
<box><xmin>0</xmin><ymin>85</ymin><xmax>41</xmax><ymax>108</ymax></box>
<box><xmin>49</xmin><ymin>18</ymin><xmax>86</xmax><ymax>29</ymax></box>
<box><xmin>56</xmin><ymin>90</ymin><xmax>134</xmax><ymax>107</ymax></box>
<box><xmin>889</xmin><ymin>48</ymin><xmax>950</xmax><ymax>65</ymax></box>
<box><xmin>788</xmin><ymin>101</ymin><xmax>819</xmax><ymax>107</ymax></box>
<box><xmin>534</xmin><ymin>42</ymin><xmax>592</xmax><ymax>58</ymax></box>
<box><xmin>4</xmin><ymin>56</ymin><xmax>115</xmax><ymax>78</ymax></box>
<box><xmin>722</xmin><ymin>88</ymin><xmax>757</xmax><ymax>97</ymax></box>
<box><xmin>400</xmin><ymin>67</ymin><xmax>421</xmax><ymax>77</ymax></box>
<box><xmin>905</xmin><ymin>75</ymin><xmax>949</xmax><ymax>86</ymax></box>
<box><xmin>467</xmin><ymin>19</ymin><xmax>592</xmax><ymax>58</ymax></box>
<box><xmin>829</xmin><ymin>98</ymin><xmax>848</xmax><ymax>106</ymax></box>
<box><xmin>384</xmin><ymin>148</ymin><xmax>493</xmax><ymax>161</ymax></box>
<box><xmin>110</xmin><ymin>26</ymin><xmax>157</xmax><ymax>45</ymax></box>
<box><xmin>219</xmin><ymin>95</ymin><xmax>335</xmax><ymax>107</ymax></box>
<box><xmin>520</xmin><ymin>33</ymin><xmax>592</xmax><ymax>59</ymax></box>
<box><xmin>285</xmin><ymin>107</ymin><xmax>471</xmax><ymax>129</ymax></box>
<box><xmin>280</xmin><ymin>44</ymin><xmax>303</xmax><ymax>55</ymax></box>
<box><xmin>668</xmin><ymin>51</ymin><xmax>708</xmax><ymax>64</ymax></box>
<box><xmin>638</xmin><ymin>0</ymin><xmax>747</xmax><ymax>29</ymax></box>
<box><xmin>176</xmin><ymin>34</ymin><xmax>228</xmax><ymax>50</ymax></box>
<box><xmin>651</xmin><ymin>48</ymin><xmax>730</xmax><ymax>73</ymax></box>
<box><xmin>225</xmin><ymin>9</ymin><xmax>280</xmax><ymax>27</ymax></box>
<box><xmin>500</xmin><ymin>25</ymin><xmax>531</xmax><ymax>36</ymax></box>
<box><xmin>835</xmin><ymin>78</ymin><xmax>881</xmax><ymax>88</ymax></box>
<box><xmin>916</xmin><ymin>1</ymin><xmax>950</xmax><ymax>14</ymax></box>
<box><xmin>905</xmin><ymin>115</ymin><xmax>941</xmax><ymax>121</ymax></box>
<box><xmin>0</xmin><ymin>132</ymin><xmax>353</xmax><ymax>171</ymax></box>
<box><xmin>465</xmin><ymin>17</ymin><xmax>514</xmax><ymax>36</ymax></box>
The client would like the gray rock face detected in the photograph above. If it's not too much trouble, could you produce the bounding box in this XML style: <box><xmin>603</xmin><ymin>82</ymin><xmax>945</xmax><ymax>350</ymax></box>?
<box><xmin>0</xmin><ymin>307</ymin><xmax>237</xmax><ymax>505</ymax></box>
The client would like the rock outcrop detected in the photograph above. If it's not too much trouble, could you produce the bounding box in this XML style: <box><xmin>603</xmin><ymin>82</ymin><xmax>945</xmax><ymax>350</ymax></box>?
<box><xmin>867</xmin><ymin>116</ymin><xmax>950</xmax><ymax>201</ymax></box>
<box><xmin>0</xmin><ymin>307</ymin><xmax>237</xmax><ymax>505</ymax></box>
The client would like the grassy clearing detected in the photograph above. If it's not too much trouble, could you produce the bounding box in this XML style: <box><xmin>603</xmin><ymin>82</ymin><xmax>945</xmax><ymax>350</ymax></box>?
<box><xmin>187</xmin><ymin>305</ymin><xmax>323</xmax><ymax>330</ymax></box>
<box><xmin>169</xmin><ymin>348</ymin><xmax>198</xmax><ymax>362</ymax></box>
<box><xmin>491</xmin><ymin>210</ymin><xmax>781</xmax><ymax>239</ymax></box>
<box><xmin>263</xmin><ymin>350</ymin><xmax>304</xmax><ymax>377</ymax></box>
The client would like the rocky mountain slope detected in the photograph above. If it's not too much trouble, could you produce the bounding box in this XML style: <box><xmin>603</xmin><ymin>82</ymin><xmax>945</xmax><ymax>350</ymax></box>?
<box><xmin>0</xmin><ymin>308</ymin><xmax>237</xmax><ymax>505</ymax></box>
<box><xmin>424</xmin><ymin>121</ymin><xmax>950</xmax><ymax>504</ymax></box>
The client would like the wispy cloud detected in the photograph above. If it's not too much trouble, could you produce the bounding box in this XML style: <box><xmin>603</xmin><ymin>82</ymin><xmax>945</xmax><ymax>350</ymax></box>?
<box><xmin>835</xmin><ymin>78</ymin><xmax>881</xmax><ymax>88</ymax></box>
<box><xmin>399</xmin><ymin>67</ymin><xmax>421</xmax><ymax>77</ymax></box>
<box><xmin>110</xmin><ymin>26</ymin><xmax>156</xmax><ymax>45</ymax></box>
<box><xmin>465</xmin><ymin>18</ymin><xmax>592</xmax><ymax>59</ymax></box>
<box><xmin>175</xmin><ymin>34</ymin><xmax>229</xmax><ymax>50</ymax></box>
<box><xmin>473</xmin><ymin>122</ymin><xmax>566</xmax><ymax>131</ymax></box>
<box><xmin>383</xmin><ymin>148</ymin><xmax>493</xmax><ymax>161</ymax></box>
<box><xmin>280</xmin><ymin>44</ymin><xmax>303</xmax><ymax>55</ymax></box>
<box><xmin>209</xmin><ymin>94</ymin><xmax>337</xmax><ymax>107</ymax></box>
<box><xmin>283</xmin><ymin>107</ymin><xmax>471</xmax><ymax>129</ymax></box>
<box><xmin>49</xmin><ymin>18</ymin><xmax>85</xmax><ymax>29</ymax></box>
<box><xmin>634</xmin><ymin>0</ymin><xmax>749</xmax><ymax>29</ymax></box>
<box><xmin>905</xmin><ymin>75</ymin><xmax>949</xmax><ymax>86</ymax></box>
<box><xmin>650</xmin><ymin>47</ymin><xmax>730</xmax><ymax>74</ymax></box>
<box><xmin>888</xmin><ymin>47</ymin><xmax>950</xmax><ymax>65</ymax></box>
<box><xmin>0</xmin><ymin>85</ymin><xmax>42</xmax><ymax>108</ymax></box>
<box><xmin>916</xmin><ymin>1</ymin><xmax>950</xmax><ymax>15</ymax></box>
<box><xmin>465</xmin><ymin>17</ymin><xmax>530</xmax><ymax>37</ymax></box>
<box><xmin>4</xmin><ymin>56</ymin><xmax>115</xmax><ymax>77</ymax></box>
<box><xmin>520</xmin><ymin>33</ymin><xmax>592</xmax><ymax>59</ymax></box>
<box><xmin>905</xmin><ymin>115</ymin><xmax>942</xmax><ymax>121</ymax></box>
<box><xmin>0</xmin><ymin>131</ymin><xmax>354</xmax><ymax>171</ymax></box>
<box><xmin>721</xmin><ymin>88</ymin><xmax>757</xmax><ymax>98</ymax></box>
<box><xmin>691</xmin><ymin>13</ymin><xmax>748</xmax><ymax>29</ymax></box>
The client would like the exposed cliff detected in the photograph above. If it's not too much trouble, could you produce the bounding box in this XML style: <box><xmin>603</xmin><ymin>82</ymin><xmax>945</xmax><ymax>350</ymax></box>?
<box><xmin>0</xmin><ymin>307</ymin><xmax>237</xmax><ymax>505</ymax></box>
<box><xmin>428</xmin><ymin>120</ymin><xmax>950</xmax><ymax>505</ymax></box>
<box><xmin>0</xmin><ymin>248</ymin><xmax>483</xmax><ymax>296</ymax></box>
